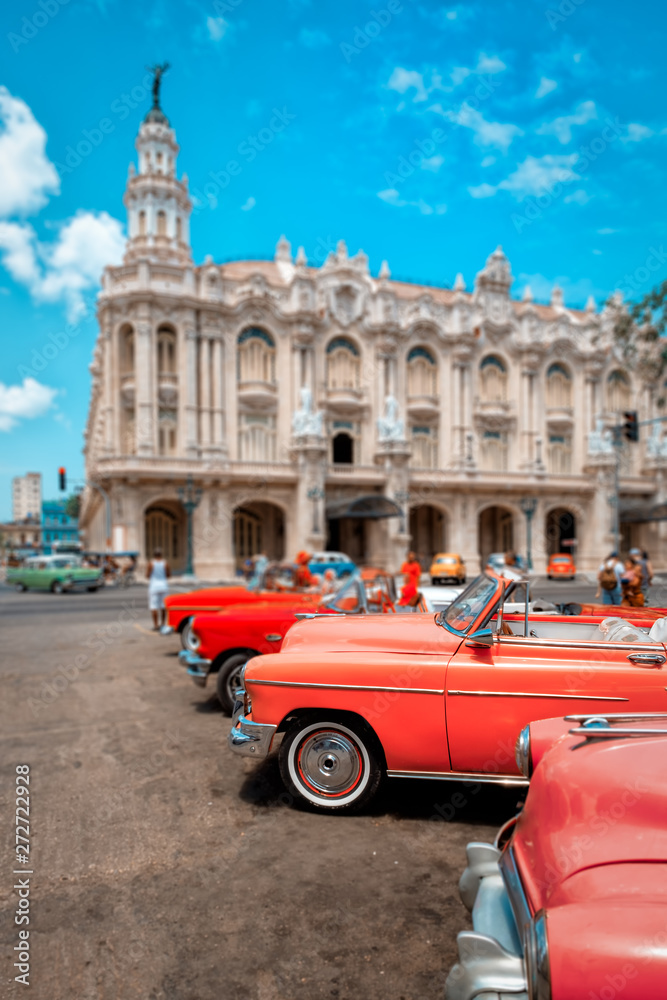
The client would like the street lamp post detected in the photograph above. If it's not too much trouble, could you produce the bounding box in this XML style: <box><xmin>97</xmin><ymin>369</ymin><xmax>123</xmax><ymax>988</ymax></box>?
<box><xmin>394</xmin><ymin>490</ymin><xmax>410</xmax><ymax>535</ymax></box>
<box><xmin>519</xmin><ymin>497</ymin><xmax>538</xmax><ymax>572</ymax></box>
<box><xmin>176</xmin><ymin>475</ymin><xmax>203</xmax><ymax>577</ymax></box>
<box><xmin>306</xmin><ymin>486</ymin><xmax>324</xmax><ymax>535</ymax></box>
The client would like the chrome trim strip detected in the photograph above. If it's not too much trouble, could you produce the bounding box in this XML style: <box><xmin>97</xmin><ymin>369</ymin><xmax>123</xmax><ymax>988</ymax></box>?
<box><xmin>387</xmin><ymin>769</ymin><xmax>529</xmax><ymax>786</ymax></box>
<box><xmin>447</xmin><ymin>689</ymin><xmax>629</xmax><ymax>701</ymax></box>
<box><xmin>565</xmin><ymin>712</ymin><xmax>667</xmax><ymax>722</ymax></box>
<box><xmin>249</xmin><ymin>679</ymin><xmax>444</xmax><ymax>694</ymax></box>
<box><xmin>499</xmin><ymin>636</ymin><xmax>661</xmax><ymax>651</ymax></box>
<box><xmin>499</xmin><ymin>845</ymin><xmax>533</xmax><ymax>937</ymax></box>
<box><xmin>569</xmin><ymin>726</ymin><xmax>667</xmax><ymax>739</ymax></box>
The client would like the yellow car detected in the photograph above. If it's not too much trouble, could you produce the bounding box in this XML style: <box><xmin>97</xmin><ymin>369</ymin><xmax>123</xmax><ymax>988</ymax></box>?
<box><xmin>429</xmin><ymin>553</ymin><xmax>466</xmax><ymax>585</ymax></box>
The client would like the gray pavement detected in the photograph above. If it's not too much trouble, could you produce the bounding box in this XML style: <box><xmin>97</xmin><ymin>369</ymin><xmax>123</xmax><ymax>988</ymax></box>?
<box><xmin>1</xmin><ymin>582</ymin><xmax>522</xmax><ymax>1000</ymax></box>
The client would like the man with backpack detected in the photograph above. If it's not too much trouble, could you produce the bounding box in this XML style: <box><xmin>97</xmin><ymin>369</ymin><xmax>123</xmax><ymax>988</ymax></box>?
<box><xmin>597</xmin><ymin>551</ymin><xmax>623</xmax><ymax>605</ymax></box>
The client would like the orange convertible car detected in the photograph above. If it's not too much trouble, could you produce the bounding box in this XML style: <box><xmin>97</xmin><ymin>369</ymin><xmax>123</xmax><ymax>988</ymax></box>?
<box><xmin>229</xmin><ymin>571</ymin><xmax>667</xmax><ymax>810</ymax></box>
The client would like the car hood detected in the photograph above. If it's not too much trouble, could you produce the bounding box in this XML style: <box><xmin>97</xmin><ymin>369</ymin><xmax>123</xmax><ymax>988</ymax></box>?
<box><xmin>512</xmin><ymin>732</ymin><xmax>667</xmax><ymax>913</ymax></box>
<box><xmin>280</xmin><ymin>612</ymin><xmax>452</xmax><ymax>655</ymax></box>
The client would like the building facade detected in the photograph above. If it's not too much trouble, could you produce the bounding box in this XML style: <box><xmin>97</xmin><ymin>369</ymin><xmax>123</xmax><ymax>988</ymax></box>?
<box><xmin>41</xmin><ymin>500</ymin><xmax>80</xmax><ymax>553</ymax></box>
<box><xmin>12</xmin><ymin>473</ymin><xmax>42</xmax><ymax>523</ymax></box>
<box><xmin>80</xmin><ymin>100</ymin><xmax>667</xmax><ymax>577</ymax></box>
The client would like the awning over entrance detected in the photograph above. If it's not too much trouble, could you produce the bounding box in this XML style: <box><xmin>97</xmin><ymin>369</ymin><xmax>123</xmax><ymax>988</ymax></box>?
<box><xmin>326</xmin><ymin>495</ymin><xmax>403</xmax><ymax>520</ymax></box>
<box><xmin>619</xmin><ymin>501</ymin><xmax>667</xmax><ymax>523</ymax></box>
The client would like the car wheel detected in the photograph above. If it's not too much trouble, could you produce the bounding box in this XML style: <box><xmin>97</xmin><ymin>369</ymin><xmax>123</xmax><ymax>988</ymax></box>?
<box><xmin>215</xmin><ymin>653</ymin><xmax>251</xmax><ymax>714</ymax></box>
<box><xmin>279</xmin><ymin>714</ymin><xmax>383</xmax><ymax>812</ymax></box>
<box><xmin>15</xmin><ymin>583</ymin><xmax>26</xmax><ymax>592</ymax></box>
<box><xmin>51</xmin><ymin>580</ymin><xmax>64</xmax><ymax>594</ymax></box>
<box><xmin>180</xmin><ymin>618</ymin><xmax>196</xmax><ymax>651</ymax></box>
<box><xmin>87</xmin><ymin>586</ymin><xmax>98</xmax><ymax>592</ymax></box>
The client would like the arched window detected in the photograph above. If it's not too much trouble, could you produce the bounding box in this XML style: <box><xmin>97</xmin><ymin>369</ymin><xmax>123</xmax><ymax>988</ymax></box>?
<box><xmin>480</xmin><ymin>356</ymin><xmax>507</xmax><ymax>403</ymax></box>
<box><xmin>156</xmin><ymin>151</ymin><xmax>163</xmax><ymax>173</ymax></box>
<box><xmin>546</xmin><ymin>363</ymin><xmax>572</xmax><ymax>408</ymax></box>
<box><xmin>481</xmin><ymin>430</ymin><xmax>508</xmax><ymax>471</ymax></box>
<box><xmin>119</xmin><ymin>325</ymin><xmax>135</xmax><ymax>374</ymax></box>
<box><xmin>138</xmin><ymin>211</ymin><xmax>146</xmax><ymax>237</ymax></box>
<box><xmin>238</xmin><ymin>328</ymin><xmax>276</xmax><ymax>383</ymax></box>
<box><xmin>407</xmin><ymin>347</ymin><xmax>437</xmax><ymax>396</ymax></box>
<box><xmin>157</xmin><ymin>327</ymin><xmax>177</xmax><ymax>374</ymax></box>
<box><xmin>176</xmin><ymin>216</ymin><xmax>182</xmax><ymax>242</ymax></box>
<box><xmin>156</xmin><ymin>210</ymin><xmax>167</xmax><ymax>237</ymax></box>
<box><xmin>548</xmin><ymin>434</ymin><xmax>572</xmax><ymax>474</ymax></box>
<box><xmin>238</xmin><ymin>415</ymin><xmax>277</xmax><ymax>461</ymax></box>
<box><xmin>158</xmin><ymin>409</ymin><xmax>177</xmax><ymax>456</ymax></box>
<box><xmin>326</xmin><ymin>337</ymin><xmax>360</xmax><ymax>390</ymax></box>
<box><xmin>607</xmin><ymin>370</ymin><xmax>630</xmax><ymax>412</ymax></box>
<box><xmin>410</xmin><ymin>426</ymin><xmax>437</xmax><ymax>469</ymax></box>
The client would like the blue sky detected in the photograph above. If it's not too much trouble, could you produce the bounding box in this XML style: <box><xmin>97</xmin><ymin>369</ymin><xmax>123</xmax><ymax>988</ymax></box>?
<box><xmin>0</xmin><ymin>0</ymin><xmax>666</xmax><ymax>519</ymax></box>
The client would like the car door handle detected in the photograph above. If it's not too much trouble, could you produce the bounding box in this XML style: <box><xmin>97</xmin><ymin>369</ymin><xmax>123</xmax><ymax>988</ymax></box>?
<box><xmin>627</xmin><ymin>652</ymin><xmax>666</xmax><ymax>667</ymax></box>
<box><xmin>265</xmin><ymin>633</ymin><xmax>282</xmax><ymax>642</ymax></box>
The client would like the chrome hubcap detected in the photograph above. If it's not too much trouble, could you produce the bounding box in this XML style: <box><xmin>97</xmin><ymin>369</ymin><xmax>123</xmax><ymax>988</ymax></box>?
<box><xmin>298</xmin><ymin>731</ymin><xmax>361</xmax><ymax>795</ymax></box>
<box><xmin>226</xmin><ymin>664</ymin><xmax>246</xmax><ymax>698</ymax></box>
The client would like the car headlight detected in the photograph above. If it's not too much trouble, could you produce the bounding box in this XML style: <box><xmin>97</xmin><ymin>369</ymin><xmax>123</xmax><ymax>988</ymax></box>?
<box><xmin>524</xmin><ymin>911</ymin><xmax>551</xmax><ymax>1000</ymax></box>
<box><xmin>515</xmin><ymin>724</ymin><xmax>532</xmax><ymax>778</ymax></box>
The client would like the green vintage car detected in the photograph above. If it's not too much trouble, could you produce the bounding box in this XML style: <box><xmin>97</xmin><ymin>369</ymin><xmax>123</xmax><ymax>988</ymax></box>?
<box><xmin>7</xmin><ymin>556</ymin><xmax>103</xmax><ymax>594</ymax></box>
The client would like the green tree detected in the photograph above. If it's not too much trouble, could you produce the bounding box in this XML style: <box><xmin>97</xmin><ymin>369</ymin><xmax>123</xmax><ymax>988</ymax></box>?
<box><xmin>609</xmin><ymin>281</ymin><xmax>667</xmax><ymax>401</ymax></box>
<box><xmin>64</xmin><ymin>494</ymin><xmax>80</xmax><ymax>520</ymax></box>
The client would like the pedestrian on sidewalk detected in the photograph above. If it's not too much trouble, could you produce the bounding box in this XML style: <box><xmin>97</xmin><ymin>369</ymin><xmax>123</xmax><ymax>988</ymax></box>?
<box><xmin>630</xmin><ymin>548</ymin><xmax>652</xmax><ymax>605</ymax></box>
<box><xmin>621</xmin><ymin>556</ymin><xmax>645</xmax><ymax>607</ymax></box>
<box><xmin>147</xmin><ymin>548</ymin><xmax>171</xmax><ymax>630</ymax></box>
<box><xmin>401</xmin><ymin>551</ymin><xmax>422</xmax><ymax>587</ymax></box>
<box><xmin>596</xmin><ymin>551</ymin><xmax>623</xmax><ymax>605</ymax></box>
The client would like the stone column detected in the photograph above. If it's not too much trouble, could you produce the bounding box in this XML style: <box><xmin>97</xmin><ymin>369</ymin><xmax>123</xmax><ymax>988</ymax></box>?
<box><xmin>199</xmin><ymin>337</ymin><xmax>211</xmax><ymax>449</ymax></box>
<box><xmin>102</xmin><ymin>326</ymin><xmax>114</xmax><ymax>455</ymax></box>
<box><xmin>184</xmin><ymin>324</ymin><xmax>198</xmax><ymax>458</ymax></box>
<box><xmin>135</xmin><ymin>313</ymin><xmax>153</xmax><ymax>456</ymax></box>
<box><xmin>212</xmin><ymin>337</ymin><xmax>225</xmax><ymax>451</ymax></box>
<box><xmin>193</xmin><ymin>485</ymin><xmax>235</xmax><ymax>579</ymax></box>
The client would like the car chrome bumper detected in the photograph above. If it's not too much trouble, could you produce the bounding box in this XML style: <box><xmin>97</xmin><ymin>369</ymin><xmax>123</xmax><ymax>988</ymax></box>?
<box><xmin>178</xmin><ymin>649</ymin><xmax>211</xmax><ymax>686</ymax></box>
<box><xmin>228</xmin><ymin>697</ymin><xmax>276</xmax><ymax>758</ymax></box>
<box><xmin>445</xmin><ymin>842</ymin><xmax>528</xmax><ymax>1000</ymax></box>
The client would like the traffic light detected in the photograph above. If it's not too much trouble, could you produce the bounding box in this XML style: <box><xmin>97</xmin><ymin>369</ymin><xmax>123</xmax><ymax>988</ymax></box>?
<box><xmin>623</xmin><ymin>411</ymin><xmax>639</xmax><ymax>443</ymax></box>
<box><xmin>58</xmin><ymin>467</ymin><xmax>66</xmax><ymax>491</ymax></box>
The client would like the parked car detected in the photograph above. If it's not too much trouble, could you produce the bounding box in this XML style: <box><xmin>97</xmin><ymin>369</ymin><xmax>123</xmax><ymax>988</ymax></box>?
<box><xmin>486</xmin><ymin>552</ymin><xmax>526</xmax><ymax>574</ymax></box>
<box><xmin>446</xmin><ymin>710</ymin><xmax>667</xmax><ymax>1000</ymax></box>
<box><xmin>7</xmin><ymin>556</ymin><xmax>102</xmax><ymax>594</ymax></box>
<box><xmin>180</xmin><ymin>571</ymin><xmax>398</xmax><ymax>712</ymax></box>
<box><xmin>429</xmin><ymin>552</ymin><xmax>466</xmax><ymax>585</ymax></box>
<box><xmin>308</xmin><ymin>551</ymin><xmax>356</xmax><ymax>578</ymax></box>
<box><xmin>228</xmin><ymin>571</ymin><xmax>667</xmax><ymax>810</ymax></box>
<box><xmin>164</xmin><ymin>563</ymin><xmax>322</xmax><ymax>650</ymax></box>
<box><xmin>546</xmin><ymin>552</ymin><xmax>576</xmax><ymax>579</ymax></box>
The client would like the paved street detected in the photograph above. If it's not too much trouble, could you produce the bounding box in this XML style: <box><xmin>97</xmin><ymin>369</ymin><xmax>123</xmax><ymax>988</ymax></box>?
<box><xmin>1</xmin><ymin>583</ymin><xmax>530</xmax><ymax>1000</ymax></box>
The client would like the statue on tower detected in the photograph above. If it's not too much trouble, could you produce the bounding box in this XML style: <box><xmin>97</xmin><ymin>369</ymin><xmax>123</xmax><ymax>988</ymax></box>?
<box><xmin>146</xmin><ymin>62</ymin><xmax>170</xmax><ymax>109</ymax></box>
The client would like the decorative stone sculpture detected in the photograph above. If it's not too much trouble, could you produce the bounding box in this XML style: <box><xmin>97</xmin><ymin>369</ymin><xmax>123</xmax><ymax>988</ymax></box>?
<box><xmin>377</xmin><ymin>395</ymin><xmax>405</xmax><ymax>442</ymax></box>
<box><xmin>292</xmin><ymin>385</ymin><xmax>324</xmax><ymax>437</ymax></box>
<box><xmin>647</xmin><ymin>421</ymin><xmax>667</xmax><ymax>458</ymax></box>
<box><xmin>588</xmin><ymin>418</ymin><xmax>614</xmax><ymax>455</ymax></box>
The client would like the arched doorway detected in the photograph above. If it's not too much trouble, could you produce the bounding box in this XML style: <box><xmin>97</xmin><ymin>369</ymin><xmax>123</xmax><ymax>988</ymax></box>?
<box><xmin>478</xmin><ymin>505</ymin><xmax>515</xmax><ymax>566</ymax></box>
<box><xmin>545</xmin><ymin>507</ymin><xmax>577</xmax><ymax>556</ymax></box>
<box><xmin>409</xmin><ymin>505</ymin><xmax>447</xmax><ymax>568</ymax></box>
<box><xmin>332</xmin><ymin>432</ymin><xmax>353</xmax><ymax>464</ymax></box>
<box><xmin>145</xmin><ymin>501</ymin><xmax>186</xmax><ymax>572</ymax></box>
<box><xmin>233</xmin><ymin>501</ymin><xmax>285</xmax><ymax>568</ymax></box>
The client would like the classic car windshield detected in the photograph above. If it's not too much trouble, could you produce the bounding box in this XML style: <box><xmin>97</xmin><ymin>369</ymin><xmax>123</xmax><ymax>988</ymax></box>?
<box><xmin>437</xmin><ymin>574</ymin><xmax>500</xmax><ymax>633</ymax></box>
<box><xmin>437</xmin><ymin>556</ymin><xmax>457</xmax><ymax>565</ymax></box>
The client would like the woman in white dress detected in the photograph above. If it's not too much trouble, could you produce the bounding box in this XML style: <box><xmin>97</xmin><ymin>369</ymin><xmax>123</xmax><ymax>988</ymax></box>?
<box><xmin>147</xmin><ymin>548</ymin><xmax>171</xmax><ymax>630</ymax></box>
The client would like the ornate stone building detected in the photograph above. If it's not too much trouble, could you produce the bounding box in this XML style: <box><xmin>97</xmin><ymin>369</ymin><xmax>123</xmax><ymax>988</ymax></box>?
<box><xmin>80</xmin><ymin>100</ymin><xmax>667</xmax><ymax>577</ymax></box>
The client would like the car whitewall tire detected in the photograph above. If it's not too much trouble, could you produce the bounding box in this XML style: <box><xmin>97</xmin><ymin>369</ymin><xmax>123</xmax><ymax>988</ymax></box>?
<box><xmin>279</xmin><ymin>717</ymin><xmax>382</xmax><ymax>811</ymax></box>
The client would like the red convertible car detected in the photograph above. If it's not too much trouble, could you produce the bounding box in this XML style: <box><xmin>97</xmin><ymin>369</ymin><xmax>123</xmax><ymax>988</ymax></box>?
<box><xmin>228</xmin><ymin>571</ymin><xmax>667</xmax><ymax>810</ymax></box>
<box><xmin>180</xmin><ymin>571</ymin><xmax>398</xmax><ymax>712</ymax></box>
<box><xmin>446</xmin><ymin>710</ymin><xmax>667</xmax><ymax>1000</ymax></box>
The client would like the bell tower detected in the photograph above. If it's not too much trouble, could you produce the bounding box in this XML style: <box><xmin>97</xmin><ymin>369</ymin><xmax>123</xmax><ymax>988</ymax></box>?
<box><xmin>123</xmin><ymin>64</ymin><xmax>192</xmax><ymax>266</ymax></box>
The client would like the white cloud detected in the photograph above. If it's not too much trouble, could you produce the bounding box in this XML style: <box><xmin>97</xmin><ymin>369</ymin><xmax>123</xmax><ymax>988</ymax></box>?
<box><xmin>387</xmin><ymin>67</ymin><xmax>428</xmax><ymax>102</ymax></box>
<box><xmin>240</xmin><ymin>196</ymin><xmax>256</xmax><ymax>211</ymax></box>
<box><xmin>451</xmin><ymin>52</ymin><xmax>506</xmax><ymax>86</ymax></box>
<box><xmin>420</xmin><ymin>154</ymin><xmax>444</xmax><ymax>172</ymax></box>
<box><xmin>377</xmin><ymin>189</ymin><xmax>446</xmax><ymax>215</ymax></box>
<box><xmin>0</xmin><ymin>377</ymin><xmax>57</xmax><ymax>432</ymax></box>
<box><xmin>470</xmin><ymin>154</ymin><xmax>580</xmax><ymax>200</ymax></box>
<box><xmin>0</xmin><ymin>211</ymin><xmax>125</xmax><ymax>321</ymax></box>
<box><xmin>535</xmin><ymin>77</ymin><xmax>557</xmax><ymax>99</ymax></box>
<box><xmin>299</xmin><ymin>27</ymin><xmax>330</xmax><ymax>47</ymax></box>
<box><xmin>564</xmin><ymin>189</ymin><xmax>590</xmax><ymax>205</ymax></box>
<box><xmin>206</xmin><ymin>16</ymin><xmax>227</xmax><ymax>41</ymax></box>
<box><xmin>597</xmin><ymin>227</ymin><xmax>617</xmax><ymax>235</ymax></box>
<box><xmin>447</xmin><ymin>103</ymin><xmax>523</xmax><ymax>151</ymax></box>
<box><xmin>481</xmin><ymin>155</ymin><xmax>496</xmax><ymax>167</ymax></box>
<box><xmin>592</xmin><ymin>248</ymin><xmax>602</xmax><ymax>255</ymax></box>
<box><xmin>0</xmin><ymin>87</ymin><xmax>60</xmax><ymax>218</ymax></box>
<box><xmin>537</xmin><ymin>100</ymin><xmax>597</xmax><ymax>144</ymax></box>
<box><xmin>621</xmin><ymin>123</ymin><xmax>654</xmax><ymax>144</ymax></box>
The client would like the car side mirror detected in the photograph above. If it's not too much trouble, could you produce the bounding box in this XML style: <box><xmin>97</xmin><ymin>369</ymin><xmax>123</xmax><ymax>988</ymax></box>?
<box><xmin>465</xmin><ymin>628</ymin><xmax>494</xmax><ymax>648</ymax></box>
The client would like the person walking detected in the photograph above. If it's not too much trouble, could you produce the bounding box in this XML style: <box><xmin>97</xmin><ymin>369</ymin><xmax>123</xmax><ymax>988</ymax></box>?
<box><xmin>401</xmin><ymin>551</ymin><xmax>422</xmax><ymax>588</ymax></box>
<box><xmin>621</xmin><ymin>556</ymin><xmax>645</xmax><ymax>607</ymax></box>
<box><xmin>630</xmin><ymin>548</ymin><xmax>652</xmax><ymax>605</ymax></box>
<box><xmin>596</xmin><ymin>551</ymin><xmax>623</xmax><ymax>605</ymax></box>
<box><xmin>147</xmin><ymin>548</ymin><xmax>171</xmax><ymax>630</ymax></box>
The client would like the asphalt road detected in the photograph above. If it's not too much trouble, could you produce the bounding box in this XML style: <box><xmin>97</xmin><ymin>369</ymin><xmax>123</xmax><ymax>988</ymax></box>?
<box><xmin>0</xmin><ymin>575</ymin><xmax>623</xmax><ymax>999</ymax></box>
